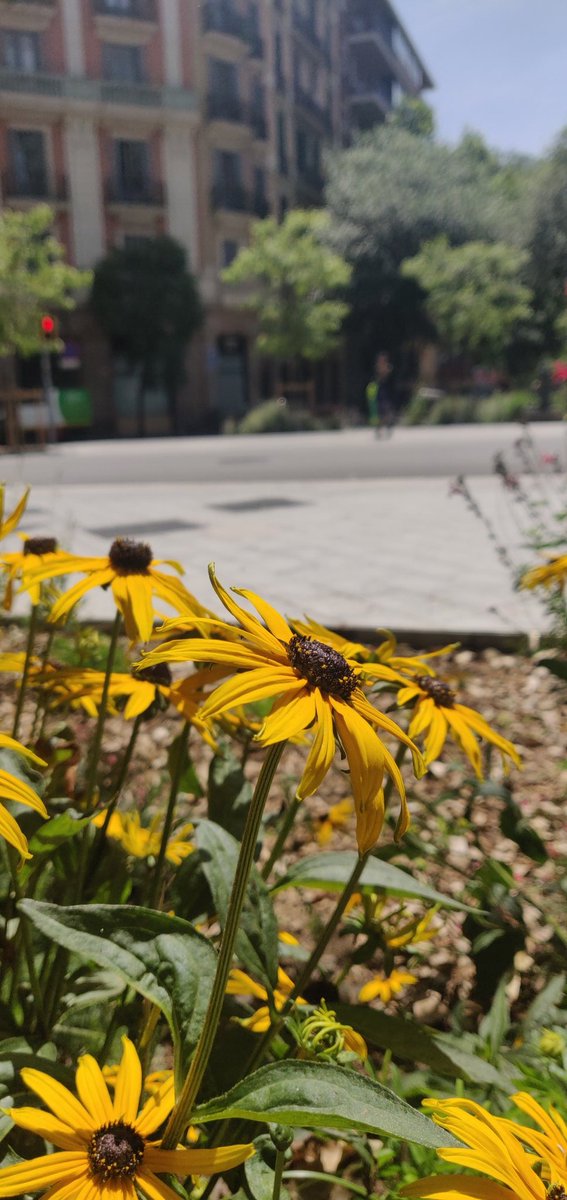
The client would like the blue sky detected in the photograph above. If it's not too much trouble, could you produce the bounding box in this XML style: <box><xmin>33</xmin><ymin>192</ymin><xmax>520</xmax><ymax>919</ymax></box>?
<box><xmin>394</xmin><ymin>0</ymin><xmax>567</xmax><ymax>157</ymax></box>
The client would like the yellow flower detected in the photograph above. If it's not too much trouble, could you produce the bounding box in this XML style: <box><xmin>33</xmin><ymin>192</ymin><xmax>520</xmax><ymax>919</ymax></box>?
<box><xmin>0</xmin><ymin>485</ymin><xmax>29</xmax><ymax>542</ymax></box>
<box><xmin>397</xmin><ymin>676</ymin><xmax>520</xmax><ymax>778</ymax></box>
<box><xmin>358</xmin><ymin>968</ymin><xmax>418</xmax><ymax>1004</ymax></box>
<box><xmin>402</xmin><ymin>1092</ymin><xmax>567</xmax><ymax>1200</ymax></box>
<box><xmin>226</xmin><ymin>966</ymin><xmax>308</xmax><ymax>1033</ymax></box>
<box><xmin>316</xmin><ymin>797</ymin><xmax>353</xmax><ymax>846</ymax></box>
<box><xmin>1</xmin><ymin>536</ymin><xmax>69</xmax><ymax>610</ymax></box>
<box><xmin>293</xmin><ymin>619</ymin><xmax>458</xmax><ymax>679</ymax></box>
<box><xmin>0</xmin><ymin>1036</ymin><xmax>253</xmax><ymax>1200</ymax></box>
<box><xmin>0</xmin><ymin>733</ymin><xmax>47</xmax><ymax>861</ymax></box>
<box><xmin>22</xmin><ymin>537</ymin><xmax>205</xmax><ymax>644</ymax></box>
<box><xmin>521</xmin><ymin>554</ymin><xmax>567</xmax><ymax>591</ymax></box>
<box><xmin>139</xmin><ymin>567</ymin><xmax>424</xmax><ymax>855</ymax></box>
<box><xmin>92</xmin><ymin>810</ymin><xmax>194</xmax><ymax>865</ymax></box>
<box><xmin>101</xmin><ymin>1068</ymin><xmax>201</xmax><ymax>1143</ymax></box>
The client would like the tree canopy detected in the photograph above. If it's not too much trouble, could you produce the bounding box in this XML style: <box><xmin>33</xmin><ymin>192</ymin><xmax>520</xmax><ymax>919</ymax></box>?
<box><xmin>221</xmin><ymin>209</ymin><xmax>351</xmax><ymax>362</ymax></box>
<box><xmin>402</xmin><ymin>237</ymin><xmax>533</xmax><ymax>364</ymax></box>
<box><xmin>90</xmin><ymin>236</ymin><xmax>203</xmax><ymax>435</ymax></box>
<box><xmin>0</xmin><ymin>205</ymin><xmax>90</xmax><ymax>358</ymax></box>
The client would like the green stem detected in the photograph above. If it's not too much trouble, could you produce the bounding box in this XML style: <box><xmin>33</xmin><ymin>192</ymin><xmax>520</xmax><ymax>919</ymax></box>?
<box><xmin>8</xmin><ymin>847</ymin><xmax>47</xmax><ymax>1036</ymax></box>
<box><xmin>147</xmin><ymin>723</ymin><xmax>189</xmax><ymax>910</ymax></box>
<box><xmin>31</xmin><ymin>626</ymin><xmax>55</xmax><ymax>741</ymax></box>
<box><xmin>283</xmin><ymin>1172</ymin><xmax>368</xmax><ymax>1197</ymax></box>
<box><xmin>272</xmin><ymin>1149</ymin><xmax>286</xmax><ymax>1200</ymax></box>
<box><xmin>261</xmin><ymin>793</ymin><xmax>302</xmax><ymax>881</ymax></box>
<box><xmin>12</xmin><ymin>604</ymin><xmax>39</xmax><ymax>739</ymax></box>
<box><xmin>160</xmin><ymin>741</ymin><xmax>286</xmax><ymax>1149</ymax></box>
<box><xmin>90</xmin><ymin>713</ymin><xmax>143</xmax><ymax>876</ymax></box>
<box><xmin>83</xmin><ymin>611</ymin><xmax>122</xmax><ymax>808</ymax></box>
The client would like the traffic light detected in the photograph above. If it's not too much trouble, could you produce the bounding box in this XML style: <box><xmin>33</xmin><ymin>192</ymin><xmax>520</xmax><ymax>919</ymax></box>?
<box><xmin>40</xmin><ymin>314</ymin><xmax>58</xmax><ymax>340</ymax></box>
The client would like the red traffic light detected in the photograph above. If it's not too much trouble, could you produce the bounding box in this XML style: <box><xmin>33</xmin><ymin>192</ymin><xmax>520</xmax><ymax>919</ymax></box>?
<box><xmin>41</xmin><ymin>315</ymin><xmax>56</xmax><ymax>336</ymax></box>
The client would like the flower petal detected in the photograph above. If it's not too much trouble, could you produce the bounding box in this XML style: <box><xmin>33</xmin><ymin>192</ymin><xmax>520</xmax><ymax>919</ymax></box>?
<box><xmin>256</xmin><ymin>687</ymin><xmax>316</xmax><ymax>744</ymax></box>
<box><xmin>75</xmin><ymin>1054</ymin><xmax>114</xmax><ymax>1126</ymax></box>
<box><xmin>453</xmin><ymin>705</ymin><xmax>521</xmax><ymax>767</ymax></box>
<box><xmin>199</xmin><ymin>667</ymin><xmax>300</xmax><ymax>719</ymax></box>
<box><xmin>144</xmin><ymin>1143</ymin><xmax>255</xmax><ymax>1176</ymax></box>
<box><xmin>297</xmin><ymin>690</ymin><xmax>336</xmax><ymax>799</ymax></box>
<box><xmin>0</xmin><ymin>803</ymin><xmax>31</xmax><ymax>860</ymax></box>
<box><xmin>444</xmin><ymin>708</ymin><xmax>483</xmax><ymax>777</ymax></box>
<box><xmin>0</xmin><ymin>734</ymin><xmax>46</xmax><ymax>767</ymax></box>
<box><xmin>226</xmin><ymin>968</ymin><xmax>268</xmax><ymax>1001</ymax></box>
<box><xmin>0</xmin><ymin>1153</ymin><xmax>87</xmax><ymax>1197</ymax></box>
<box><xmin>0</xmin><ymin>770</ymin><xmax>48</xmax><ymax>816</ymax></box>
<box><xmin>208</xmin><ymin>565</ymin><xmax>282</xmax><ymax>655</ymax></box>
<box><xmin>135</xmin><ymin>1169</ymin><xmax>184</xmax><ymax>1200</ymax></box>
<box><xmin>331</xmin><ymin>699</ymin><xmax>385</xmax><ymax>855</ymax></box>
<box><xmin>6</xmin><ymin>1107</ymin><xmax>84</xmax><ymax>1151</ymax></box>
<box><xmin>49</xmin><ymin>570</ymin><xmax>114</xmax><ymax>623</ymax></box>
<box><xmin>113</xmin><ymin>1037</ymin><xmax>142</xmax><ymax>1124</ymax></box>
<box><xmin>401</xmin><ymin>1176</ymin><xmax>518</xmax><ymax>1200</ymax></box>
<box><xmin>135</xmin><ymin>1075</ymin><xmax>175</xmax><ymax>1137</ymax></box>
<box><xmin>20</xmin><ymin>1069</ymin><xmax>94</xmax><ymax>1132</ymax></box>
<box><xmin>423</xmin><ymin>707</ymin><xmax>449</xmax><ymax>765</ymax></box>
<box><xmin>233</xmin><ymin>587</ymin><xmax>293</xmax><ymax>647</ymax></box>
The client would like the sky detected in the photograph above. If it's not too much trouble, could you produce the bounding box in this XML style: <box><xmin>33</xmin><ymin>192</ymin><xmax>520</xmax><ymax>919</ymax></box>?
<box><xmin>394</xmin><ymin>0</ymin><xmax>567</xmax><ymax>157</ymax></box>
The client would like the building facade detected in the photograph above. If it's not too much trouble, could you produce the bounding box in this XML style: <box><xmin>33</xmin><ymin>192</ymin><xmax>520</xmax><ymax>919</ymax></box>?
<box><xmin>0</xmin><ymin>0</ymin><xmax>430</xmax><ymax>435</ymax></box>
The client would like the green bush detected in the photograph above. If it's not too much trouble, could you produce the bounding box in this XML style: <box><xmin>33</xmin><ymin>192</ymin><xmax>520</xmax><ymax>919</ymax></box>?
<box><xmin>235</xmin><ymin>399</ymin><xmax>323</xmax><ymax>435</ymax></box>
<box><xmin>403</xmin><ymin>388</ymin><xmax>566</xmax><ymax>426</ymax></box>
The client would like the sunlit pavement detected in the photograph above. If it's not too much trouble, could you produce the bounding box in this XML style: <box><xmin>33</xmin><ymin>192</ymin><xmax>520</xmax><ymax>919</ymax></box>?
<box><xmin>1</xmin><ymin>436</ymin><xmax>560</xmax><ymax>638</ymax></box>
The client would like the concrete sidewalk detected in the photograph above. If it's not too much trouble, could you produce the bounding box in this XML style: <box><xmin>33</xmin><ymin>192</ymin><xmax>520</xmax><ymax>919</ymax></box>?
<box><xmin>3</xmin><ymin>473</ymin><xmax>552</xmax><ymax>639</ymax></box>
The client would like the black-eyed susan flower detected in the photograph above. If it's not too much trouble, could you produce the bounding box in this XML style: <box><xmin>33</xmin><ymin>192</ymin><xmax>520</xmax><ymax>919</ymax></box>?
<box><xmin>521</xmin><ymin>554</ymin><xmax>567</xmax><ymax>591</ymax></box>
<box><xmin>139</xmin><ymin>568</ymin><xmax>424</xmax><ymax>855</ymax></box>
<box><xmin>22</xmin><ymin>537</ymin><xmax>206</xmax><ymax>644</ymax></box>
<box><xmin>0</xmin><ymin>485</ymin><xmax>29</xmax><ymax>542</ymax></box>
<box><xmin>358</xmin><ymin>968</ymin><xmax>418</xmax><ymax>1004</ymax></box>
<box><xmin>1</xmin><ymin>536</ymin><xmax>69</xmax><ymax>610</ymax></box>
<box><xmin>0</xmin><ymin>1036</ymin><xmax>253</xmax><ymax>1200</ymax></box>
<box><xmin>402</xmin><ymin>1092</ymin><xmax>567</xmax><ymax>1200</ymax></box>
<box><xmin>316</xmin><ymin>797</ymin><xmax>353</xmax><ymax>846</ymax></box>
<box><xmin>226</xmin><ymin>966</ymin><xmax>307</xmax><ymax>1033</ymax></box>
<box><xmin>0</xmin><ymin>733</ymin><xmax>47</xmax><ymax>861</ymax></box>
<box><xmin>91</xmin><ymin>809</ymin><xmax>194</xmax><ymax>865</ymax></box>
<box><xmin>292</xmin><ymin>618</ymin><xmax>458</xmax><ymax>680</ymax></box>
<box><xmin>397</xmin><ymin>675</ymin><xmax>520</xmax><ymax>778</ymax></box>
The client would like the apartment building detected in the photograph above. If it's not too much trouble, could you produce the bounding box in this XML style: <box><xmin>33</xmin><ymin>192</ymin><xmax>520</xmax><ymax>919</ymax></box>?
<box><xmin>0</xmin><ymin>0</ymin><xmax>430</xmax><ymax>434</ymax></box>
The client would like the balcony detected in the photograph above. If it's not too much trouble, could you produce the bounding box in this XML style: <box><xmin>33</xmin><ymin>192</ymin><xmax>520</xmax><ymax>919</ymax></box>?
<box><xmin>252</xmin><ymin>193</ymin><xmax>269</xmax><ymax>218</ymax></box>
<box><xmin>207</xmin><ymin>90</ymin><xmax>248</xmax><ymax>124</ymax></box>
<box><xmin>211</xmin><ymin>181</ymin><xmax>248</xmax><ymax>213</ymax></box>
<box><xmin>292</xmin><ymin>8</ymin><xmax>327</xmax><ymax>55</ymax></box>
<box><xmin>347</xmin><ymin>77</ymin><xmax>392</xmax><ymax>120</ymax></box>
<box><xmin>294</xmin><ymin>84</ymin><xmax>331</xmax><ymax>130</ymax></box>
<box><xmin>0</xmin><ymin>67</ymin><xmax>196</xmax><ymax>111</ymax></box>
<box><xmin>93</xmin><ymin>0</ymin><xmax>156</xmax><ymax>17</ymax></box>
<box><xmin>105</xmin><ymin>178</ymin><xmax>164</xmax><ymax>205</ymax></box>
<box><xmin>296</xmin><ymin>164</ymin><xmax>324</xmax><ymax>195</ymax></box>
<box><xmin>2</xmin><ymin>169</ymin><xmax>67</xmax><ymax>201</ymax></box>
<box><xmin>203</xmin><ymin>1</ymin><xmax>247</xmax><ymax>40</ymax></box>
<box><xmin>247</xmin><ymin>31</ymin><xmax>263</xmax><ymax>58</ymax></box>
<box><xmin>250</xmin><ymin>106</ymin><xmax>267</xmax><ymax>139</ymax></box>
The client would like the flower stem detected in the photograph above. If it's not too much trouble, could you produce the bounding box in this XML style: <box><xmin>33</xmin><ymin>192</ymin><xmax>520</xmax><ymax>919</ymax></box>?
<box><xmin>12</xmin><ymin>604</ymin><xmax>39</xmax><ymax>739</ymax></box>
<box><xmin>261</xmin><ymin>793</ymin><xmax>302</xmax><ymax>881</ymax></box>
<box><xmin>160</xmin><ymin>740</ymin><xmax>286</xmax><ymax>1149</ymax></box>
<box><xmin>90</xmin><ymin>712</ymin><xmax>143</xmax><ymax>875</ymax></box>
<box><xmin>147</xmin><ymin>722</ymin><xmax>189</xmax><ymax>910</ymax></box>
<box><xmin>31</xmin><ymin>626</ymin><xmax>55</xmax><ymax>741</ymax></box>
<box><xmin>8</xmin><ymin>847</ymin><xmax>47</xmax><ymax>1036</ymax></box>
<box><xmin>272</xmin><ymin>1148</ymin><xmax>286</xmax><ymax>1200</ymax></box>
<box><xmin>83</xmin><ymin>611</ymin><xmax>122</xmax><ymax>808</ymax></box>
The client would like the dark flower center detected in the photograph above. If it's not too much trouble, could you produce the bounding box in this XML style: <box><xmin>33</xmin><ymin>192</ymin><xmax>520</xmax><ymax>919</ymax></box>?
<box><xmin>133</xmin><ymin>663</ymin><xmax>172</xmax><ymax>687</ymax></box>
<box><xmin>88</xmin><ymin>1120</ymin><xmax>145</xmax><ymax>1181</ymax></box>
<box><xmin>415</xmin><ymin>675</ymin><xmax>455</xmax><ymax>708</ymax></box>
<box><xmin>287</xmin><ymin>635</ymin><xmax>356</xmax><ymax>699</ymax></box>
<box><xmin>109</xmin><ymin>538</ymin><xmax>153</xmax><ymax>574</ymax></box>
<box><xmin>547</xmin><ymin>1189</ymin><xmax>567</xmax><ymax>1200</ymax></box>
<box><xmin>24</xmin><ymin>537</ymin><xmax>57</xmax><ymax>556</ymax></box>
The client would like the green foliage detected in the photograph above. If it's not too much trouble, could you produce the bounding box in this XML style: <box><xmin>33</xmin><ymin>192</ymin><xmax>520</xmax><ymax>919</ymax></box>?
<box><xmin>402</xmin><ymin>389</ymin><xmax>566</xmax><ymax>425</ymax></box>
<box><xmin>271</xmin><ymin>850</ymin><xmax>476</xmax><ymax>912</ymax></box>
<box><xmin>222</xmin><ymin>210</ymin><xmax>352</xmax><ymax>360</ymax></box>
<box><xmin>235</xmin><ymin>399</ymin><xmax>323</xmax><ymax>434</ymax></box>
<box><xmin>195</xmin><ymin>1060</ymin><xmax>460</xmax><ymax>1148</ymax></box>
<box><xmin>21</xmin><ymin>901</ymin><xmax>217</xmax><ymax>1081</ymax></box>
<box><xmin>388</xmin><ymin>97</ymin><xmax>435</xmax><ymax>139</ymax></box>
<box><xmin>90</xmin><ymin>235</ymin><xmax>203</xmax><ymax>434</ymax></box>
<box><xmin>0</xmin><ymin>205</ymin><xmax>90</xmax><ymax>358</ymax></box>
<box><xmin>402</xmin><ymin>237</ymin><xmax>532</xmax><ymax>363</ymax></box>
<box><xmin>527</xmin><ymin>128</ymin><xmax>567</xmax><ymax>350</ymax></box>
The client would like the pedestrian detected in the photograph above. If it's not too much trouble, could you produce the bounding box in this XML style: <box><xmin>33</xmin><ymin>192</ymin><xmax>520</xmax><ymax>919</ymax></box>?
<box><xmin>367</xmin><ymin>354</ymin><xmax>395</xmax><ymax>436</ymax></box>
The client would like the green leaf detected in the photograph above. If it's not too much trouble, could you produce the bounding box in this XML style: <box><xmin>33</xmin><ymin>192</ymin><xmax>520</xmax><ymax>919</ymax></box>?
<box><xmin>479</xmin><ymin>976</ymin><xmax>510</xmax><ymax>1058</ymax></box>
<box><xmin>195</xmin><ymin>820</ymin><xmax>278</xmax><ymax>988</ymax></box>
<box><xmin>537</xmin><ymin>657</ymin><xmax>567</xmax><ymax>682</ymax></box>
<box><xmin>499</xmin><ymin>796</ymin><xmax>548</xmax><ymax>863</ymax></box>
<box><xmin>208</xmin><ymin>747</ymin><xmax>252</xmax><ymax>841</ymax></box>
<box><xmin>334</xmin><ymin>1005</ymin><xmax>509</xmax><ymax>1087</ymax></box>
<box><xmin>195</xmin><ymin>1061</ymin><xmax>462</xmax><ymax>1148</ymax></box>
<box><xmin>245</xmin><ymin>1135</ymin><xmax>290</xmax><ymax>1200</ymax></box>
<box><xmin>523</xmin><ymin>973</ymin><xmax>566</xmax><ymax>1029</ymax></box>
<box><xmin>272</xmin><ymin>852</ymin><xmax>475</xmax><ymax>912</ymax></box>
<box><xmin>20</xmin><ymin>812</ymin><xmax>92</xmax><ymax>883</ymax></box>
<box><xmin>20</xmin><ymin>901</ymin><xmax>216</xmax><ymax>1081</ymax></box>
<box><xmin>168</xmin><ymin>731</ymin><xmax>203</xmax><ymax>798</ymax></box>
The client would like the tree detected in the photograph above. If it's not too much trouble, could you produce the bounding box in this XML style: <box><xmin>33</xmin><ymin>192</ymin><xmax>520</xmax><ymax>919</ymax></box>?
<box><xmin>221</xmin><ymin>210</ymin><xmax>351</xmax><ymax>366</ymax></box>
<box><xmin>401</xmin><ymin>236</ymin><xmax>533</xmax><ymax>364</ymax></box>
<box><xmin>388</xmin><ymin>96</ymin><xmax>435</xmax><ymax>139</ymax></box>
<box><xmin>90</xmin><ymin>236</ymin><xmax>203</xmax><ymax>437</ymax></box>
<box><xmin>526</xmin><ymin>128</ymin><xmax>567</xmax><ymax>351</ymax></box>
<box><xmin>0</xmin><ymin>205</ymin><xmax>90</xmax><ymax>358</ymax></box>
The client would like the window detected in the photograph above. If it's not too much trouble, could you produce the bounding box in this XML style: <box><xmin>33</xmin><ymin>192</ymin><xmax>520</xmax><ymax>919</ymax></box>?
<box><xmin>221</xmin><ymin>239</ymin><xmax>239</xmax><ymax>268</ymax></box>
<box><xmin>102</xmin><ymin>43</ymin><xmax>145</xmax><ymax>82</ymax></box>
<box><xmin>113</xmin><ymin>139</ymin><xmax>151</xmax><ymax>200</ymax></box>
<box><xmin>123</xmin><ymin>234</ymin><xmax>151</xmax><ymax>248</ymax></box>
<box><xmin>209</xmin><ymin>57</ymin><xmax>239</xmax><ymax>97</ymax></box>
<box><xmin>214</xmin><ymin>149</ymin><xmax>242</xmax><ymax>187</ymax></box>
<box><xmin>279</xmin><ymin>194</ymin><xmax>289</xmax><ymax>222</ymax></box>
<box><xmin>274</xmin><ymin>31</ymin><xmax>284</xmax><ymax>88</ymax></box>
<box><xmin>3</xmin><ymin>31</ymin><xmax>41</xmax><ymax>73</ymax></box>
<box><xmin>277</xmin><ymin>111</ymin><xmax>288</xmax><ymax>174</ymax></box>
<box><xmin>8</xmin><ymin>130</ymin><xmax>48</xmax><ymax>197</ymax></box>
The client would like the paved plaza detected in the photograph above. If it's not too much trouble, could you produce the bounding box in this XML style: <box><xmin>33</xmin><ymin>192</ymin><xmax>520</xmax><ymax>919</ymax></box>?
<box><xmin>3</xmin><ymin>423</ymin><xmax>564</xmax><ymax>640</ymax></box>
